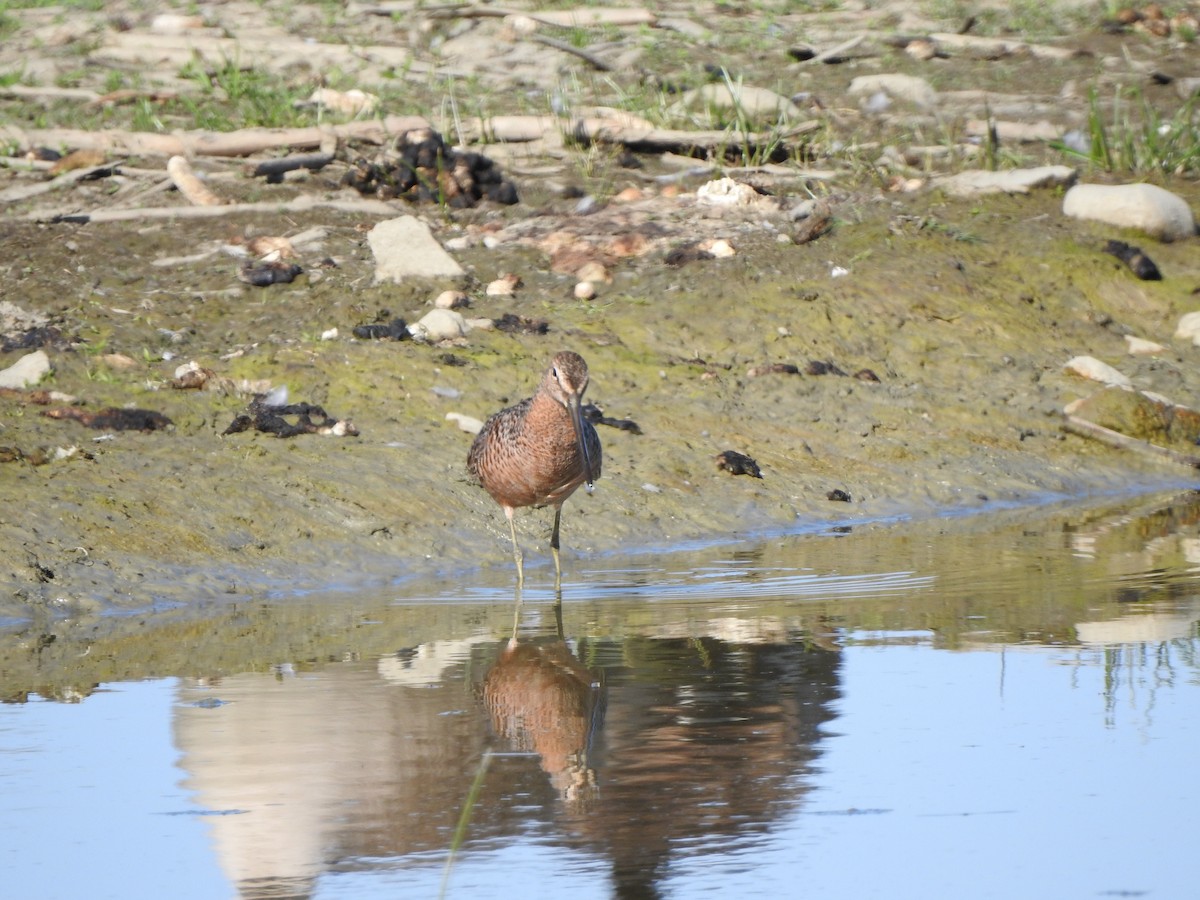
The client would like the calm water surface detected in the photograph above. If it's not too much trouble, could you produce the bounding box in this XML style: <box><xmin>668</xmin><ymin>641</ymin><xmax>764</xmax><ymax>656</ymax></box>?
<box><xmin>2</xmin><ymin>491</ymin><xmax>1199</xmax><ymax>899</ymax></box>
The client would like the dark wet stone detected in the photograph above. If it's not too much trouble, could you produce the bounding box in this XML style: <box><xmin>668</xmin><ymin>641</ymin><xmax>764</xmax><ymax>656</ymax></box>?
<box><xmin>1103</xmin><ymin>239</ymin><xmax>1162</xmax><ymax>280</ymax></box>
<box><xmin>238</xmin><ymin>260</ymin><xmax>303</xmax><ymax>287</ymax></box>
<box><xmin>352</xmin><ymin>317</ymin><xmax>410</xmax><ymax>341</ymax></box>
<box><xmin>715</xmin><ymin>450</ymin><xmax>763</xmax><ymax>478</ymax></box>
<box><xmin>806</xmin><ymin>360</ymin><xmax>847</xmax><ymax>376</ymax></box>
<box><xmin>665</xmin><ymin>244</ymin><xmax>714</xmax><ymax>266</ymax></box>
<box><xmin>827</xmin><ymin>488</ymin><xmax>852</xmax><ymax>502</ymax></box>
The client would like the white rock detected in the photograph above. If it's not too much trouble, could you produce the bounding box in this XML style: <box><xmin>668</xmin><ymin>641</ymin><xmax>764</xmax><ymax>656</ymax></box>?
<box><xmin>1063</xmin><ymin>183</ymin><xmax>1196</xmax><ymax>242</ymax></box>
<box><xmin>465</xmin><ymin>317</ymin><xmax>495</xmax><ymax>331</ymax></box>
<box><xmin>446</xmin><ymin>412</ymin><xmax>484</xmax><ymax>435</ymax></box>
<box><xmin>409</xmin><ymin>309</ymin><xmax>470</xmax><ymax>342</ymax></box>
<box><xmin>150</xmin><ymin>13</ymin><xmax>205</xmax><ymax>34</ymax></box>
<box><xmin>574</xmin><ymin>281</ymin><xmax>597</xmax><ymax>300</ymax></box>
<box><xmin>702</xmin><ymin>238</ymin><xmax>736</xmax><ymax>258</ymax></box>
<box><xmin>0</xmin><ymin>350</ymin><xmax>51</xmax><ymax>388</ymax></box>
<box><xmin>306</xmin><ymin>88</ymin><xmax>379</xmax><ymax>117</ymax></box>
<box><xmin>434</xmin><ymin>290</ymin><xmax>470</xmax><ymax>309</ymax></box>
<box><xmin>174</xmin><ymin>360</ymin><xmax>203</xmax><ymax>379</ymax></box>
<box><xmin>1124</xmin><ymin>335</ymin><xmax>1165</xmax><ymax>355</ymax></box>
<box><xmin>320</xmin><ymin>328</ymin><xmax>339</xmax><ymax>341</ymax></box>
<box><xmin>848</xmin><ymin>74</ymin><xmax>937</xmax><ymax>109</ymax></box>
<box><xmin>486</xmin><ymin>276</ymin><xmax>519</xmax><ymax>296</ymax></box>
<box><xmin>1174</xmin><ymin>310</ymin><xmax>1200</xmax><ymax>343</ymax></box>
<box><xmin>938</xmin><ymin>166</ymin><xmax>1077</xmax><ymax>197</ymax></box>
<box><xmin>369</xmin><ymin>217</ymin><xmax>465</xmax><ymax>283</ymax></box>
<box><xmin>1064</xmin><ymin>355</ymin><xmax>1132</xmax><ymax>388</ymax></box>
<box><xmin>696</xmin><ymin>177</ymin><xmax>767</xmax><ymax>208</ymax></box>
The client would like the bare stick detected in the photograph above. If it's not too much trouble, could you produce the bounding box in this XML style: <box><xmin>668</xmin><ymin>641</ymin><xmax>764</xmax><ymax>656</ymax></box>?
<box><xmin>26</xmin><ymin>195</ymin><xmax>401</xmax><ymax>224</ymax></box>
<box><xmin>1063</xmin><ymin>415</ymin><xmax>1200</xmax><ymax>469</ymax></box>
<box><xmin>0</xmin><ymin>116</ymin><xmax>431</xmax><ymax>160</ymax></box>
<box><xmin>251</xmin><ymin>153</ymin><xmax>336</xmax><ymax>181</ymax></box>
<box><xmin>0</xmin><ymin>163</ymin><xmax>120</xmax><ymax>204</ymax></box>
<box><xmin>529</xmin><ymin>33</ymin><xmax>614</xmax><ymax>71</ymax></box>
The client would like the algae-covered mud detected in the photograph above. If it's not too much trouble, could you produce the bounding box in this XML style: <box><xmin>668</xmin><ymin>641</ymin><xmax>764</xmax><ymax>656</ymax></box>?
<box><xmin>3</xmin><ymin>2</ymin><xmax>1200</xmax><ymax>625</ymax></box>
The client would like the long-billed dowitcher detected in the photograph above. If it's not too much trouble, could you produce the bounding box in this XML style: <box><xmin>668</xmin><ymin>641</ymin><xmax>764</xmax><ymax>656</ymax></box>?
<box><xmin>467</xmin><ymin>351</ymin><xmax>602</xmax><ymax>585</ymax></box>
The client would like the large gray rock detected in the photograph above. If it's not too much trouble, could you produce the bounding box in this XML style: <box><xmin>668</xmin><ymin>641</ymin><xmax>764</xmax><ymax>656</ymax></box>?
<box><xmin>1063</xmin><ymin>183</ymin><xmax>1196</xmax><ymax>242</ymax></box>
<box><xmin>369</xmin><ymin>216</ymin><xmax>465</xmax><ymax>283</ymax></box>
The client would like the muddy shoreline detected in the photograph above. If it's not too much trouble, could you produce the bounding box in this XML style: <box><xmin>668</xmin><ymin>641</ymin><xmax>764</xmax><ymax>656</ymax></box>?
<box><xmin>4</xmin><ymin>186</ymin><xmax>1200</xmax><ymax>628</ymax></box>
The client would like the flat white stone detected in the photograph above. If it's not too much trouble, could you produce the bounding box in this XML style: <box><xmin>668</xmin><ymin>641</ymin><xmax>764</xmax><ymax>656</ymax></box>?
<box><xmin>369</xmin><ymin>216</ymin><xmax>465</xmax><ymax>283</ymax></box>
<box><xmin>938</xmin><ymin>166</ymin><xmax>1077</xmax><ymax>197</ymax></box>
<box><xmin>1064</xmin><ymin>355</ymin><xmax>1132</xmax><ymax>388</ymax></box>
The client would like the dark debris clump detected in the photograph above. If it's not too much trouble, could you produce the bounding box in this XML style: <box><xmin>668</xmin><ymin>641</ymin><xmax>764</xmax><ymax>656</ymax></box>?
<box><xmin>493</xmin><ymin>314</ymin><xmax>549</xmax><ymax>335</ymax></box>
<box><xmin>1</xmin><ymin>325</ymin><xmax>74</xmax><ymax>352</ymax></box>
<box><xmin>43</xmin><ymin>406</ymin><xmax>173</xmax><ymax>431</ymax></box>
<box><xmin>343</xmin><ymin>128</ymin><xmax>518</xmax><ymax>208</ymax></box>
<box><xmin>223</xmin><ymin>400</ymin><xmax>358</xmax><ymax>438</ymax></box>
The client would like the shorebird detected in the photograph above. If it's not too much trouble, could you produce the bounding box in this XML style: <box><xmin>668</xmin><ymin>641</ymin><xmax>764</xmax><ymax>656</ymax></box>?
<box><xmin>467</xmin><ymin>351</ymin><xmax>602</xmax><ymax>585</ymax></box>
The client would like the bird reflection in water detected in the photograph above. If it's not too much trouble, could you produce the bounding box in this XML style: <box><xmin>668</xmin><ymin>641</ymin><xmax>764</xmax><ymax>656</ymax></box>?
<box><xmin>480</xmin><ymin>603</ymin><xmax>605</xmax><ymax>805</ymax></box>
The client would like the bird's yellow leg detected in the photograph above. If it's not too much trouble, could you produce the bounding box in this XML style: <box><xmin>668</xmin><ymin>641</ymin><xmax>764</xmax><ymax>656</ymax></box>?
<box><xmin>506</xmin><ymin>507</ymin><xmax>524</xmax><ymax>586</ymax></box>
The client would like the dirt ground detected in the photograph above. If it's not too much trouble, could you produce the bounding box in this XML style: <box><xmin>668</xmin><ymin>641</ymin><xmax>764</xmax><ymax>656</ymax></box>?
<box><xmin>3</xmin><ymin>1</ymin><xmax>1200</xmax><ymax>626</ymax></box>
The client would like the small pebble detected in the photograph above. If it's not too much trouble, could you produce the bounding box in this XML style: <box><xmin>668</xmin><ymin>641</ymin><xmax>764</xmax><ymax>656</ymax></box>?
<box><xmin>446</xmin><ymin>412</ymin><xmax>483</xmax><ymax>435</ymax></box>
<box><xmin>434</xmin><ymin>290</ymin><xmax>470</xmax><ymax>309</ymax></box>
<box><xmin>485</xmin><ymin>273</ymin><xmax>522</xmax><ymax>296</ymax></box>
<box><xmin>574</xmin><ymin>281</ymin><xmax>597</xmax><ymax>300</ymax></box>
<box><xmin>1125</xmin><ymin>335</ymin><xmax>1165</xmax><ymax>355</ymax></box>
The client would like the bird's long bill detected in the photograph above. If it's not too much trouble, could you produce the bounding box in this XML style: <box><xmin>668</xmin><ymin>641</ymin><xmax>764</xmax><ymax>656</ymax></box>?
<box><xmin>566</xmin><ymin>394</ymin><xmax>596</xmax><ymax>489</ymax></box>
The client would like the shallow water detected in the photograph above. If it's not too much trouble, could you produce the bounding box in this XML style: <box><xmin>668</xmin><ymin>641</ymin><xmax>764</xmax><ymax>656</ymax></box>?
<box><xmin>2</xmin><ymin>491</ymin><xmax>1199</xmax><ymax>900</ymax></box>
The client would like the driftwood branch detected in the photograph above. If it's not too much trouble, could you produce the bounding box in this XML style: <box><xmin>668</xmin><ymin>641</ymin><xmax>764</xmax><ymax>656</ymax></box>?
<box><xmin>529</xmin><ymin>32</ymin><xmax>614</xmax><ymax>71</ymax></box>
<box><xmin>0</xmin><ymin>163</ymin><xmax>122</xmax><ymax>204</ymax></box>
<box><xmin>0</xmin><ymin>115</ymin><xmax>431</xmax><ymax>160</ymax></box>
<box><xmin>464</xmin><ymin>114</ymin><xmax>819</xmax><ymax>152</ymax></box>
<box><xmin>26</xmin><ymin>195</ymin><xmax>401</xmax><ymax>224</ymax></box>
<box><xmin>419</xmin><ymin>5</ymin><xmax>657</xmax><ymax>26</ymax></box>
<box><xmin>1063</xmin><ymin>415</ymin><xmax>1200</xmax><ymax>469</ymax></box>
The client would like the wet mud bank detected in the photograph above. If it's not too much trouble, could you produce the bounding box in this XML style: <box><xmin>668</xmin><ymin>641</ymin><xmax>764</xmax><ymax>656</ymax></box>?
<box><xmin>3</xmin><ymin>184</ymin><xmax>1200</xmax><ymax>628</ymax></box>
